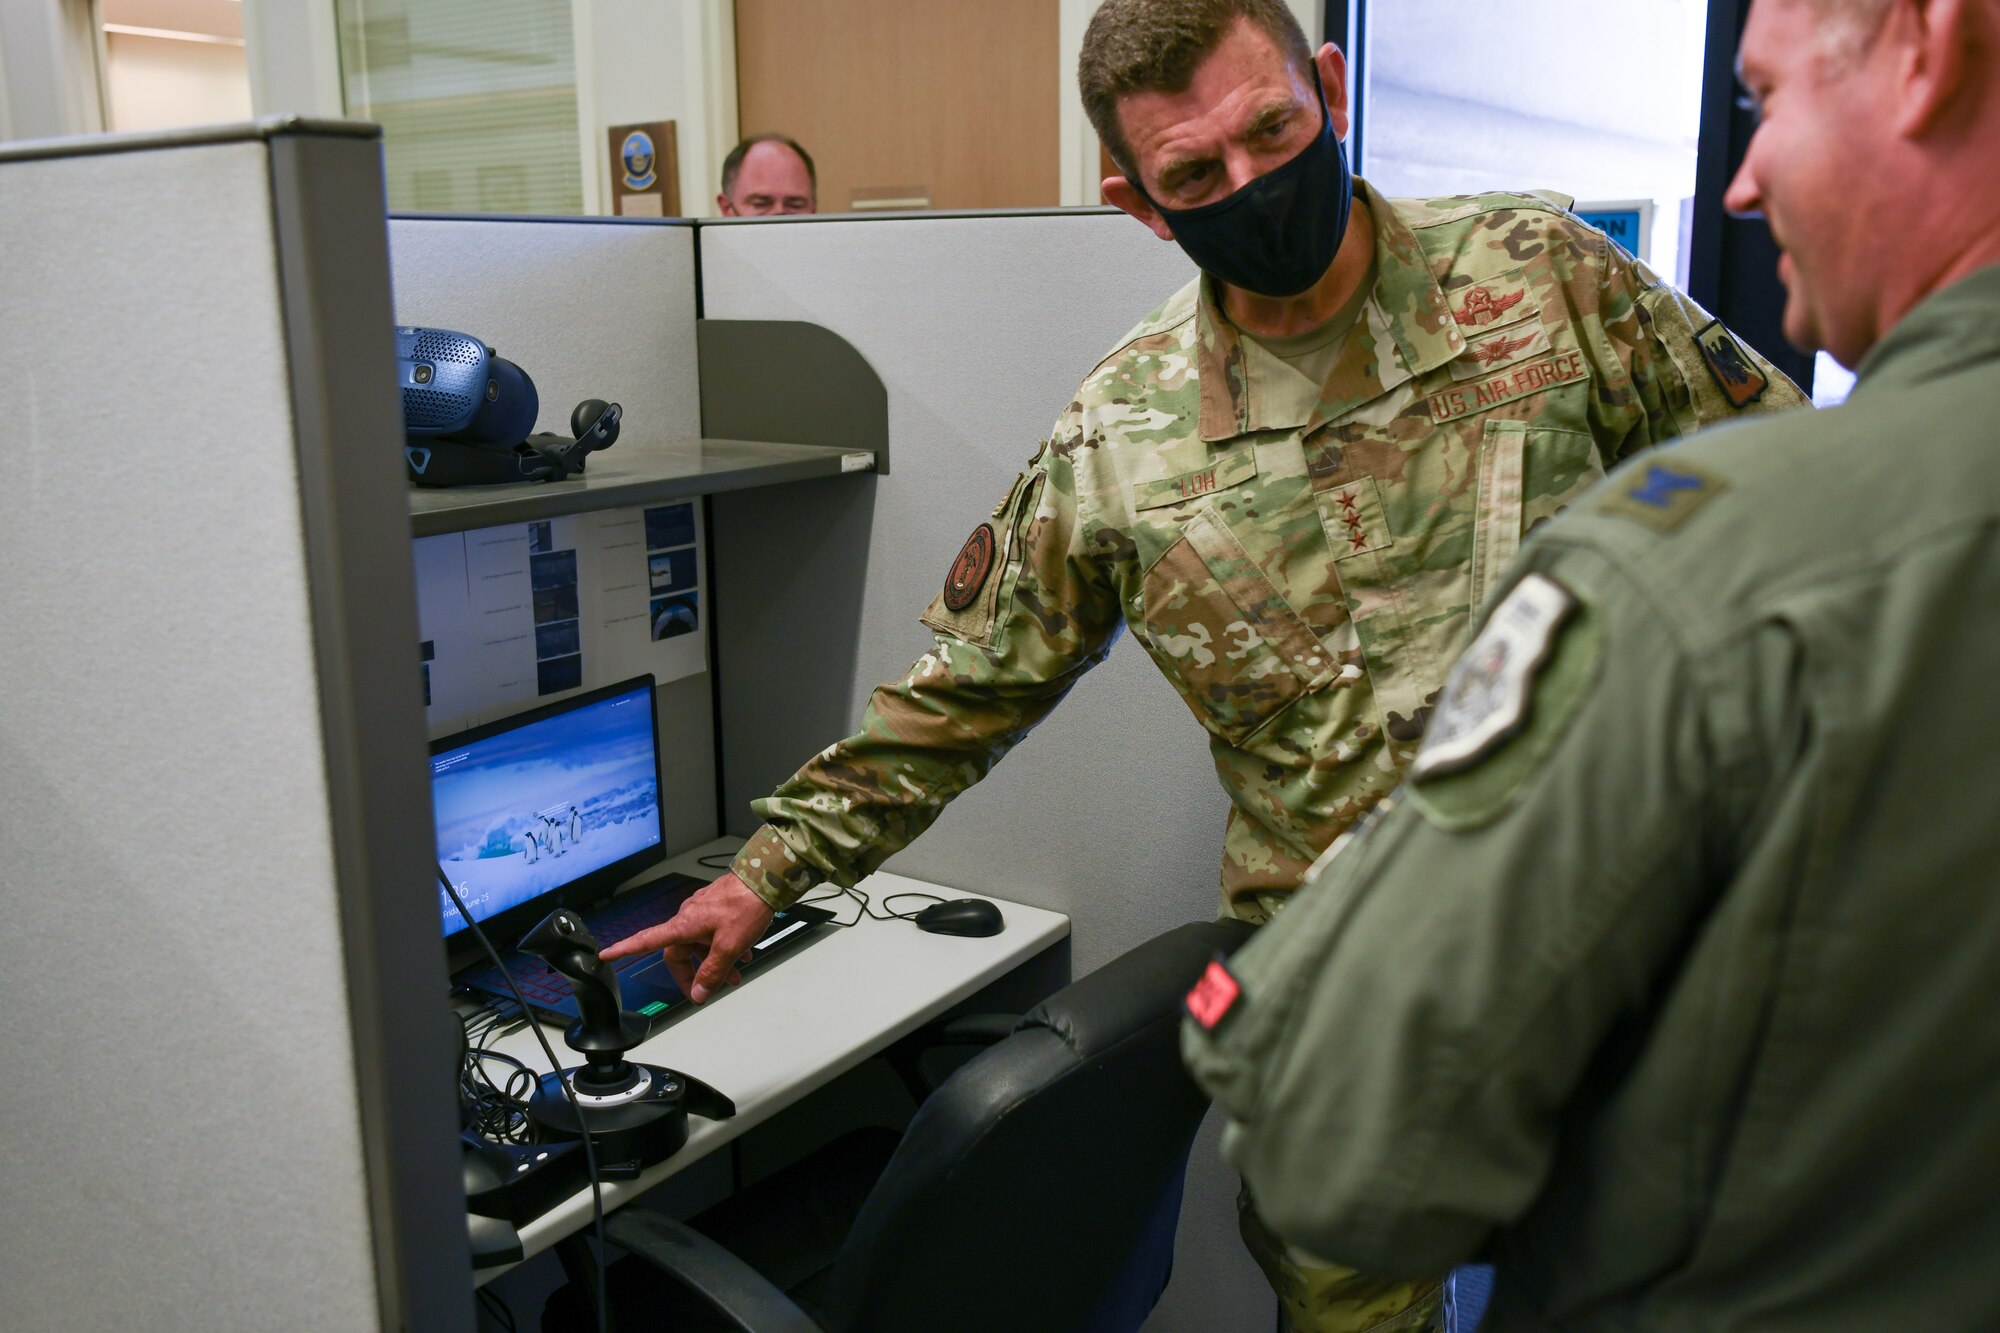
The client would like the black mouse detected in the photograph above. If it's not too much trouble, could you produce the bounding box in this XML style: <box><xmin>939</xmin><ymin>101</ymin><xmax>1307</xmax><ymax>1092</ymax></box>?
<box><xmin>913</xmin><ymin>898</ymin><xmax>1004</xmax><ymax>937</ymax></box>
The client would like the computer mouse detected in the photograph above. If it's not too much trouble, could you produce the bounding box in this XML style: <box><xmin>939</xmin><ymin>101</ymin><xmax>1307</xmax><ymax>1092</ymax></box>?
<box><xmin>913</xmin><ymin>898</ymin><xmax>1005</xmax><ymax>937</ymax></box>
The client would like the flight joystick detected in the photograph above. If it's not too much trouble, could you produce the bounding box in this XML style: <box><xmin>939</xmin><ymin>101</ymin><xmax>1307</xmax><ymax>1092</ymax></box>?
<box><xmin>517</xmin><ymin>909</ymin><xmax>652</xmax><ymax>1099</ymax></box>
<box><xmin>515</xmin><ymin>909</ymin><xmax>735</xmax><ymax>1176</ymax></box>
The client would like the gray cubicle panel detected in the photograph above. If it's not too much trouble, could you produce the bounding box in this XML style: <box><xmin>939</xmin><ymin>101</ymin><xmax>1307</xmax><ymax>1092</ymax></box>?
<box><xmin>701</xmin><ymin>211</ymin><xmax>1269</xmax><ymax>1330</ymax></box>
<box><xmin>386</xmin><ymin>214</ymin><xmax>717</xmax><ymax>853</ymax></box>
<box><xmin>0</xmin><ymin>123</ymin><xmax>468</xmax><ymax>1331</ymax></box>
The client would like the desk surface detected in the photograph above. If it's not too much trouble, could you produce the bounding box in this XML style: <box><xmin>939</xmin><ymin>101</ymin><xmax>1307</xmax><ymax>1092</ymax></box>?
<box><xmin>477</xmin><ymin>838</ymin><xmax>1070</xmax><ymax>1268</ymax></box>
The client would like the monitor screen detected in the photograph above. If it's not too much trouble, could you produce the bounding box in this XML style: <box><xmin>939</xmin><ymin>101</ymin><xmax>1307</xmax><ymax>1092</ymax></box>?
<box><xmin>433</xmin><ymin>677</ymin><xmax>663</xmax><ymax>938</ymax></box>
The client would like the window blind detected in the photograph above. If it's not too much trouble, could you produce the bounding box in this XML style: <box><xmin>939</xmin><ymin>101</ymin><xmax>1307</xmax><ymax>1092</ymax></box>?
<box><xmin>336</xmin><ymin>0</ymin><xmax>582</xmax><ymax>215</ymax></box>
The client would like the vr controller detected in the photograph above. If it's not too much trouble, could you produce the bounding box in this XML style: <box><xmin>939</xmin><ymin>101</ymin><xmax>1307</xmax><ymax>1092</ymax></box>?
<box><xmin>396</xmin><ymin>326</ymin><xmax>622</xmax><ymax>486</ymax></box>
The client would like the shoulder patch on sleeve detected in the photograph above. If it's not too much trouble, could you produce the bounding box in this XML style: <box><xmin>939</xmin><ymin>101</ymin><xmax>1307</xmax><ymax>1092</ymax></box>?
<box><xmin>1412</xmin><ymin>573</ymin><xmax>1577</xmax><ymax>782</ymax></box>
<box><xmin>941</xmin><ymin>524</ymin><xmax>996</xmax><ymax>611</ymax></box>
<box><xmin>1637</xmin><ymin>286</ymin><xmax>1802</xmax><ymax>426</ymax></box>
<box><xmin>921</xmin><ymin>470</ymin><xmax>1045</xmax><ymax>644</ymax></box>
<box><xmin>1599</xmin><ymin>459</ymin><xmax>1728</xmax><ymax>533</ymax></box>
<box><xmin>1411</xmin><ymin>577</ymin><xmax>1603</xmax><ymax>830</ymax></box>
<box><xmin>1694</xmin><ymin>319</ymin><xmax>1770</xmax><ymax>407</ymax></box>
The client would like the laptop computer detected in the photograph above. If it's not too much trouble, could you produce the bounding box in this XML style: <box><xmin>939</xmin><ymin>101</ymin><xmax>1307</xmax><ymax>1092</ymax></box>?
<box><xmin>433</xmin><ymin>674</ymin><xmax>832</xmax><ymax>1029</ymax></box>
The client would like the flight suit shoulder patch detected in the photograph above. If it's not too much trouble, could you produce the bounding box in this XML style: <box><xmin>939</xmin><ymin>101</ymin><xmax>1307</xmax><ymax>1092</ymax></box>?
<box><xmin>1598</xmin><ymin>458</ymin><xmax>1729</xmax><ymax>534</ymax></box>
<box><xmin>1409</xmin><ymin>574</ymin><xmax>1601</xmax><ymax>831</ymax></box>
<box><xmin>1693</xmin><ymin>319</ymin><xmax>1771</xmax><ymax>408</ymax></box>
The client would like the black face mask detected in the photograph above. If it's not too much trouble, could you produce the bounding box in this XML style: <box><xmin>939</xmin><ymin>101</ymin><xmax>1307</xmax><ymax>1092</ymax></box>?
<box><xmin>1138</xmin><ymin>77</ymin><xmax>1354</xmax><ymax>299</ymax></box>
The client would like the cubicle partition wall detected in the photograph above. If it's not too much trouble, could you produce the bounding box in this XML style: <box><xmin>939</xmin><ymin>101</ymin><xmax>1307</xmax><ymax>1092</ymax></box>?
<box><xmin>386</xmin><ymin>216</ymin><xmax>702</xmax><ymax>447</ymax></box>
<box><xmin>701</xmin><ymin>210</ymin><xmax>1271</xmax><ymax>1330</ymax></box>
<box><xmin>386</xmin><ymin>215</ymin><xmax>718</xmax><ymax>851</ymax></box>
<box><xmin>0</xmin><ymin>124</ymin><xmax>467</xmax><ymax>1331</ymax></box>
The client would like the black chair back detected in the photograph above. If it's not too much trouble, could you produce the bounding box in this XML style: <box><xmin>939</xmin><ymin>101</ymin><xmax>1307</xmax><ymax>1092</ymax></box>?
<box><xmin>816</xmin><ymin>918</ymin><xmax>1254</xmax><ymax>1333</ymax></box>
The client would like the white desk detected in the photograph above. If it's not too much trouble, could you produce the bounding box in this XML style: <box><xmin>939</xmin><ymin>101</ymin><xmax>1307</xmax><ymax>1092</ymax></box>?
<box><xmin>476</xmin><ymin>837</ymin><xmax>1070</xmax><ymax>1270</ymax></box>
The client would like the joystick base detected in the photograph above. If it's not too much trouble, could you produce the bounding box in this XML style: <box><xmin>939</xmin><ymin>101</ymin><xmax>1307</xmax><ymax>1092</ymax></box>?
<box><xmin>527</xmin><ymin>1062</ymin><xmax>693</xmax><ymax>1177</ymax></box>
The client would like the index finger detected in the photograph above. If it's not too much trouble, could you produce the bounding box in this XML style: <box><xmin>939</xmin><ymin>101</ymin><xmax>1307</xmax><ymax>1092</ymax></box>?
<box><xmin>599</xmin><ymin>913</ymin><xmax>703</xmax><ymax>961</ymax></box>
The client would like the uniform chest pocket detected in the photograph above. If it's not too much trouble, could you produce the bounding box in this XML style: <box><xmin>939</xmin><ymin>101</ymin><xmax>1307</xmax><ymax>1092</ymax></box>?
<box><xmin>1471</xmin><ymin>421</ymin><xmax>1600</xmax><ymax>612</ymax></box>
<box><xmin>1141</xmin><ymin>507</ymin><xmax>1336</xmax><ymax>744</ymax></box>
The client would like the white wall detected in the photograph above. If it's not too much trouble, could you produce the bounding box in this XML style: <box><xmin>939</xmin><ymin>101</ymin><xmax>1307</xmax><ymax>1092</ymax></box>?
<box><xmin>103</xmin><ymin>30</ymin><xmax>251</xmax><ymax>130</ymax></box>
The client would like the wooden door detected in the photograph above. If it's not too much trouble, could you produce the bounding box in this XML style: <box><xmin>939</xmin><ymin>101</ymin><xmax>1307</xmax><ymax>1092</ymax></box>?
<box><xmin>735</xmin><ymin>0</ymin><xmax>1060</xmax><ymax>212</ymax></box>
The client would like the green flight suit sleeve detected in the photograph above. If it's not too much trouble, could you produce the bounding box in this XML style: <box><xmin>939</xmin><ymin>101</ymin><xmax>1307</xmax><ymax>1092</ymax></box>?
<box><xmin>1588</xmin><ymin>238</ymin><xmax>1809</xmax><ymax>465</ymax></box>
<box><xmin>732</xmin><ymin>418</ymin><xmax>1124</xmax><ymax>909</ymax></box>
<box><xmin>1180</xmin><ymin>542</ymin><xmax>1793</xmax><ymax>1278</ymax></box>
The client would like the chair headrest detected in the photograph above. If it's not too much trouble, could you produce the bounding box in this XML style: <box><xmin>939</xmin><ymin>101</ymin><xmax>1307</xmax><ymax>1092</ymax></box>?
<box><xmin>1021</xmin><ymin>917</ymin><xmax>1254</xmax><ymax>1059</ymax></box>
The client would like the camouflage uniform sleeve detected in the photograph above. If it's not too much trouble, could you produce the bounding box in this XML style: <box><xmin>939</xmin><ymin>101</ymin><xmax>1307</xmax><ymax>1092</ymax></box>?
<box><xmin>1180</xmin><ymin>542</ymin><xmax>1793</xmax><ymax>1275</ymax></box>
<box><xmin>731</xmin><ymin>413</ymin><xmax>1123</xmax><ymax>910</ymax></box>
<box><xmin>1592</xmin><ymin>241</ymin><xmax>1809</xmax><ymax>464</ymax></box>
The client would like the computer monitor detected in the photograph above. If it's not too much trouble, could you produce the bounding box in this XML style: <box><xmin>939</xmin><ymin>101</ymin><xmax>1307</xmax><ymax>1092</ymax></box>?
<box><xmin>431</xmin><ymin>675</ymin><xmax>665</xmax><ymax>949</ymax></box>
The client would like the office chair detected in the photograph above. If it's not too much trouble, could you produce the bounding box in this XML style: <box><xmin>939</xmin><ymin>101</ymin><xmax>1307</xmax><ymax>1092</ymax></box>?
<box><xmin>552</xmin><ymin>916</ymin><xmax>1254</xmax><ymax>1333</ymax></box>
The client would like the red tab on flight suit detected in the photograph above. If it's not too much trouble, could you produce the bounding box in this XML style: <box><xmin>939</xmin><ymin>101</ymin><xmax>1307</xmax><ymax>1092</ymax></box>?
<box><xmin>1186</xmin><ymin>958</ymin><xmax>1243</xmax><ymax>1031</ymax></box>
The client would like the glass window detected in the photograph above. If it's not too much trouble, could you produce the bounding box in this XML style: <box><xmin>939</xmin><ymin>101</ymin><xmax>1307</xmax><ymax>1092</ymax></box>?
<box><xmin>1359</xmin><ymin>0</ymin><xmax>1708</xmax><ymax>286</ymax></box>
<box><xmin>336</xmin><ymin>0</ymin><xmax>583</xmax><ymax>215</ymax></box>
<box><xmin>1811</xmin><ymin>351</ymin><xmax>1856</xmax><ymax>407</ymax></box>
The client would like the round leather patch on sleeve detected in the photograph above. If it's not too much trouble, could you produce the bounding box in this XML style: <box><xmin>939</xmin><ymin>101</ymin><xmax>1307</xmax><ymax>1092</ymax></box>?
<box><xmin>942</xmin><ymin>523</ymin><xmax>996</xmax><ymax>611</ymax></box>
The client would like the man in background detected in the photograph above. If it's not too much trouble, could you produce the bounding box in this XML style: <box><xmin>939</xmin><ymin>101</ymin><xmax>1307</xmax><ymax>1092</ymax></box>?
<box><xmin>619</xmin><ymin>1</ymin><xmax>1804</xmax><ymax>1326</ymax></box>
<box><xmin>717</xmin><ymin>133</ymin><xmax>817</xmax><ymax>216</ymax></box>
<box><xmin>1185</xmin><ymin>0</ymin><xmax>2000</xmax><ymax>1326</ymax></box>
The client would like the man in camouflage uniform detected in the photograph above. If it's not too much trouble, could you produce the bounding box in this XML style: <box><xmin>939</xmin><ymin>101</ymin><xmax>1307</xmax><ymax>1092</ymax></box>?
<box><xmin>605</xmin><ymin>0</ymin><xmax>1804</xmax><ymax>1326</ymax></box>
<box><xmin>1181</xmin><ymin>1</ymin><xmax>2000</xmax><ymax>1326</ymax></box>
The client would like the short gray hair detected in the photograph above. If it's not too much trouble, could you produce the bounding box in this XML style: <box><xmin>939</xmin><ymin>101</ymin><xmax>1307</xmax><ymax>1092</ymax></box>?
<box><xmin>1803</xmin><ymin>0</ymin><xmax>1895</xmax><ymax>63</ymax></box>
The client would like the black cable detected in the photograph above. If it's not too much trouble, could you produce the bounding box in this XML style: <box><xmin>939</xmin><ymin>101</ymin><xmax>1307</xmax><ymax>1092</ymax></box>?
<box><xmin>460</xmin><ymin>1048</ymin><xmax>538</xmax><ymax>1144</ymax></box>
<box><xmin>463</xmin><ymin>998</ymin><xmax>523</xmax><ymax>1052</ymax></box>
<box><xmin>476</xmin><ymin>1285</ymin><xmax>518</xmax><ymax>1333</ymax></box>
<box><xmin>481</xmin><ymin>1011</ymin><xmax>532</xmax><ymax>1045</ymax></box>
<box><xmin>796</xmin><ymin>883</ymin><xmax>947</xmax><ymax>927</ymax></box>
<box><xmin>440</xmin><ymin>864</ymin><xmax>610</xmax><ymax>1333</ymax></box>
<box><xmin>694</xmin><ymin>851</ymin><xmax>736</xmax><ymax>870</ymax></box>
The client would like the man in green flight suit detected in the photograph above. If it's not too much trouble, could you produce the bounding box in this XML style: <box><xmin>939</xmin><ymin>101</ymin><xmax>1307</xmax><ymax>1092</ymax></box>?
<box><xmin>606</xmin><ymin>0</ymin><xmax>1803</xmax><ymax>1325</ymax></box>
<box><xmin>1182</xmin><ymin>0</ymin><xmax>2000</xmax><ymax>1326</ymax></box>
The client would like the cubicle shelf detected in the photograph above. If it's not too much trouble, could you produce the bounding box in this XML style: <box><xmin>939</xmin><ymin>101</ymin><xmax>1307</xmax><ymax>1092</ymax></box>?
<box><xmin>407</xmin><ymin>436</ymin><xmax>875</xmax><ymax>536</ymax></box>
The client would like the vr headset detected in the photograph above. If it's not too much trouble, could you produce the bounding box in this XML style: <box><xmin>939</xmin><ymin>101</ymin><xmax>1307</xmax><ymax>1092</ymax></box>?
<box><xmin>396</xmin><ymin>327</ymin><xmax>621</xmax><ymax>487</ymax></box>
